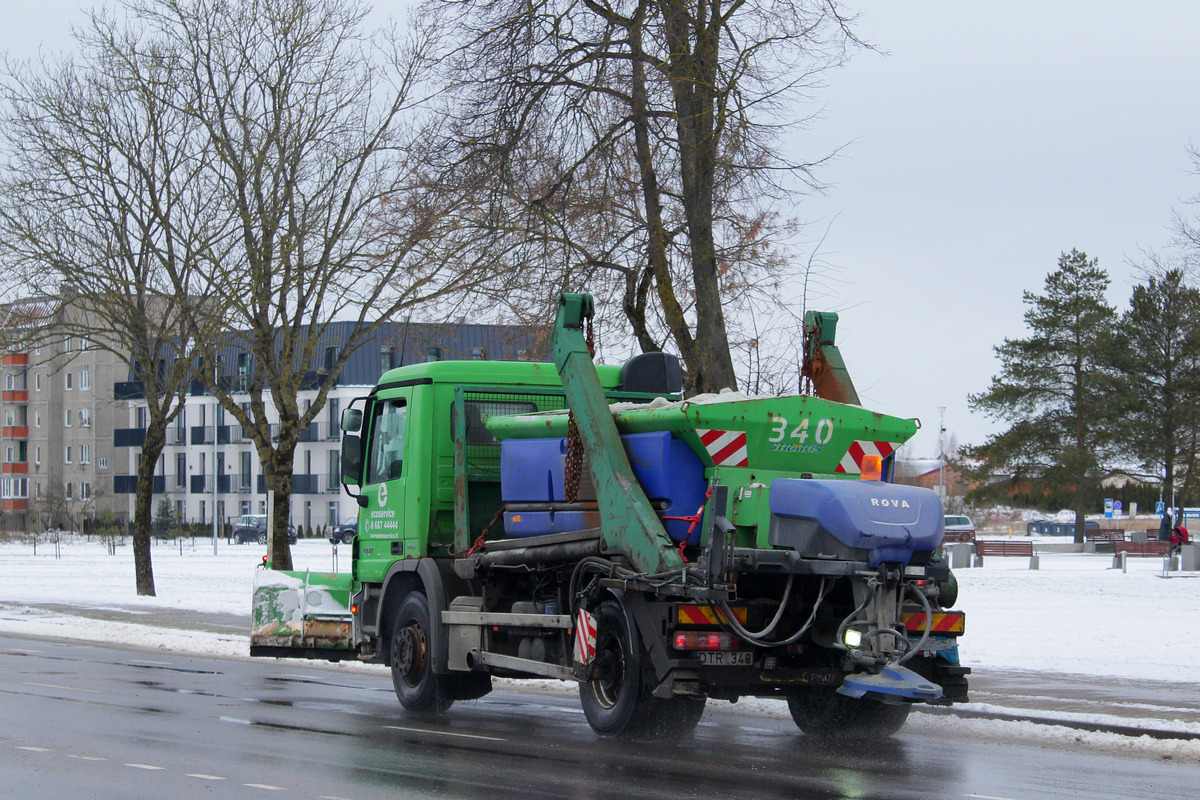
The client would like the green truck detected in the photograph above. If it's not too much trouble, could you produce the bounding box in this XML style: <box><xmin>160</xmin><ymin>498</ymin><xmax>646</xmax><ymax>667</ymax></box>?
<box><xmin>251</xmin><ymin>293</ymin><xmax>968</xmax><ymax>736</ymax></box>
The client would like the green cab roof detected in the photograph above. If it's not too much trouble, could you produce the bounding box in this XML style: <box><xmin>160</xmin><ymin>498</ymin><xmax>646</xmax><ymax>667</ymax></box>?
<box><xmin>372</xmin><ymin>359</ymin><xmax>623</xmax><ymax>392</ymax></box>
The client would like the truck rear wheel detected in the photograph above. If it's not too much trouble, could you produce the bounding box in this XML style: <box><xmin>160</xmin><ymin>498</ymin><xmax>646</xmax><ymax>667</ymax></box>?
<box><xmin>579</xmin><ymin>599</ymin><xmax>653</xmax><ymax>735</ymax></box>
<box><xmin>391</xmin><ymin>591</ymin><xmax>452</xmax><ymax>714</ymax></box>
<box><xmin>786</xmin><ymin>688</ymin><xmax>910</xmax><ymax>738</ymax></box>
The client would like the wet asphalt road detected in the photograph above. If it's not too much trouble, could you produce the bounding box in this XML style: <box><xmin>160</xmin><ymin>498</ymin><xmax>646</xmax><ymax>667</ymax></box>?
<box><xmin>2</xmin><ymin>631</ymin><xmax>1197</xmax><ymax>800</ymax></box>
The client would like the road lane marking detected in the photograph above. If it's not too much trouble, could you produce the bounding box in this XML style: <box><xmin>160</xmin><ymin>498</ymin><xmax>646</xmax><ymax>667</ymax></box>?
<box><xmin>126</xmin><ymin>763</ymin><xmax>166</xmax><ymax>770</ymax></box>
<box><xmin>187</xmin><ymin>774</ymin><xmax>227</xmax><ymax>780</ymax></box>
<box><xmin>382</xmin><ymin>725</ymin><xmax>507</xmax><ymax>742</ymax></box>
<box><xmin>966</xmin><ymin>795</ymin><xmax>1024</xmax><ymax>800</ymax></box>
<box><xmin>26</xmin><ymin>682</ymin><xmax>101</xmax><ymax>694</ymax></box>
<box><xmin>16</xmin><ymin>746</ymin><xmax>52</xmax><ymax>752</ymax></box>
<box><xmin>68</xmin><ymin>755</ymin><xmax>107</xmax><ymax>761</ymax></box>
<box><xmin>243</xmin><ymin>783</ymin><xmax>287</xmax><ymax>791</ymax></box>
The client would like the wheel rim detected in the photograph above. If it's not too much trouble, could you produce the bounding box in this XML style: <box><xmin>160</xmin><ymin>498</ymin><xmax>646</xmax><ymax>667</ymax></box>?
<box><xmin>395</xmin><ymin>622</ymin><xmax>428</xmax><ymax>687</ymax></box>
<box><xmin>591</xmin><ymin>629</ymin><xmax>626</xmax><ymax>709</ymax></box>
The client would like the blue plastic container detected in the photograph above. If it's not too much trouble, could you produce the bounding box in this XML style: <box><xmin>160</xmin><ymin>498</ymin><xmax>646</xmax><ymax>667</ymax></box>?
<box><xmin>500</xmin><ymin>431</ymin><xmax>706</xmax><ymax>542</ymax></box>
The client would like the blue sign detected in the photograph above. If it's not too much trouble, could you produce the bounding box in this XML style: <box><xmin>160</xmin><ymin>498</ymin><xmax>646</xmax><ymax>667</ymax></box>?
<box><xmin>1156</xmin><ymin>501</ymin><xmax>1165</xmax><ymax>515</ymax></box>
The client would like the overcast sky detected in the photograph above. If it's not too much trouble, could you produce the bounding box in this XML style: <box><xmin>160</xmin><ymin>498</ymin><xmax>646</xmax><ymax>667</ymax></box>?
<box><xmin>8</xmin><ymin>1</ymin><xmax>1200</xmax><ymax>461</ymax></box>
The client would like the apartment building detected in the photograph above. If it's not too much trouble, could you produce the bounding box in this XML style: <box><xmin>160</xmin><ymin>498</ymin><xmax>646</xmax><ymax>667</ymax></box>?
<box><xmin>112</xmin><ymin>319</ymin><xmax>547</xmax><ymax>533</ymax></box>
<box><xmin>1</xmin><ymin>299</ymin><xmax>127</xmax><ymax>533</ymax></box>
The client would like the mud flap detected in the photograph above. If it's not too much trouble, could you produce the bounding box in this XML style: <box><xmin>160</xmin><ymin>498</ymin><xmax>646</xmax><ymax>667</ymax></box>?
<box><xmin>251</xmin><ymin>568</ymin><xmax>355</xmax><ymax>659</ymax></box>
<box><xmin>837</xmin><ymin>664</ymin><xmax>943</xmax><ymax>702</ymax></box>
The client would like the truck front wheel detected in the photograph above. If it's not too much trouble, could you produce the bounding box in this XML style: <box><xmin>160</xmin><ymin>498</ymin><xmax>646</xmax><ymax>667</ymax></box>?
<box><xmin>391</xmin><ymin>591</ymin><xmax>452</xmax><ymax>714</ymax></box>
<box><xmin>786</xmin><ymin>688</ymin><xmax>910</xmax><ymax>738</ymax></box>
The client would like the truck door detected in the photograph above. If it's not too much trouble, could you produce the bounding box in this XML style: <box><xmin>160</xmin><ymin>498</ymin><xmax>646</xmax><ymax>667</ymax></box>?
<box><xmin>359</xmin><ymin>394</ymin><xmax>410</xmax><ymax>568</ymax></box>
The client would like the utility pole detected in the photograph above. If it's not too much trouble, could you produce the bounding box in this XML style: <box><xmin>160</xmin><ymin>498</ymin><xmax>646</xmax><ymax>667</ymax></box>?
<box><xmin>938</xmin><ymin>406</ymin><xmax>946</xmax><ymax>500</ymax></box>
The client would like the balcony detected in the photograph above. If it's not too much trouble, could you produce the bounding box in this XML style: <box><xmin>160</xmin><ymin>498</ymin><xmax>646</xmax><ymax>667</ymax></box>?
<box><xmin>292</xmin><ymin>474</ymin><xmax>319</xmax><ymax>494</ymax></box>
<box><xmin>190</xmin><ymin>474</ymin><xmax>233</xmax><ymax>494</ymax></box>
<box><xmin>1</xmin><ymin>426</ymin><xmax>29</xmax><ymax>440</ymax></box>
<box><xmin>113</xmin><ymin>475</ymin><xmax>168</xmax><ymax>494</ymax></box>
<box><xmin>113</xmin><ymin>381</ymin><xmax>146</xmax><ymax>400</ymax></box>
<box><xmin>1</xmin><ymin>354</ymin><xmax>29</xmax><ymax>367</ymax></box>
<box><xmin>114</xmin><ymin>428</ymin><xmax>147</xmax><ymax>448</ymax></box>
<box><xmin>1</xmin><ymin>462</ymin><xmax>29</xmax><ymax>475</ymax></box>
<box><xmin>1</xmin><ymin>390</ymin><xmax>28</xmax><ymax>403</ymax></box>
<box><xmin>2</xmin><ymin>499</ymin><xmax>28</xmax><ymax>511</ymax></box>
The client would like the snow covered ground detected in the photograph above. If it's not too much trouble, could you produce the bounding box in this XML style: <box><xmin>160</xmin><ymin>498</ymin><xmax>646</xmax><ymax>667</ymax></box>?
<box><xmin>2</xmin><ymin>534</ymin><xmax>1199</xmax><ymax>761</ymax></box>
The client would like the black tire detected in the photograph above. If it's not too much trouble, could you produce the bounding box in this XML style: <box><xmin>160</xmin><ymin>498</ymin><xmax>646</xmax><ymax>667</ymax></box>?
<box><xmin>256</xmin><ymin>532</ymin><xmax>267</xmax><ymax>545</ymax></box>
<box><xmin>579</xmin><ymin>599</ymin><xmax>656</xmax><ymax>735</ymax></box>
<box><xmin>786</xmin><ymin>689</ymin><xmax>911</xmax><ymax>738</ymax></box>
<box><xmin>390</xmin><ymin>591</ymin><xmax>452</xmax><ymax>714</ymax></box>
<box><xmin>643</xmin><ymin>697</ymin><xmax>707</xmax><ymax>736</ymax></box>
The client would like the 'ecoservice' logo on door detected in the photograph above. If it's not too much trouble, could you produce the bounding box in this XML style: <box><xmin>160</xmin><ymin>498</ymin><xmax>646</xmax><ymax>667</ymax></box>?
<box><xmin>377</xmin><ymin>483</ymin><xmax>388</xmax><ymax>507</ymax></box>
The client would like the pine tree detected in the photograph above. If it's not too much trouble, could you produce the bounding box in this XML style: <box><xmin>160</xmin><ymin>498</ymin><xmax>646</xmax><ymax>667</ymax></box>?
<box><xmin>153</xmin><ymin>499</ymin><xmax>178</xmax><ymax>540</ymax></box>
<box><xmin>1115</xmin><ymin>268</ymin><xmax>1200</xmax><ymax>508</ymax></box>
<box><xmin>967</xmin><ymin>249</ymin><xmax>1123</xmax><ymax>543</ymax></box>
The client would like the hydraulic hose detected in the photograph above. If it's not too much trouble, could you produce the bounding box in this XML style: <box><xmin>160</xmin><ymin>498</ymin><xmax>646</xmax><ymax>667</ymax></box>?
<box><xmin>897</xmin><ymin>580</ymin><xmax>933</xmax><ymax>665</ymax></box>
<box><xmin>718</xmin><ymin>573</ymin><xmax>794</xmax><ymax>640</ymax></box>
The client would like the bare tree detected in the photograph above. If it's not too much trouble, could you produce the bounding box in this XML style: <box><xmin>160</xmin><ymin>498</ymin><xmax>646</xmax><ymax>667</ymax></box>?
<box><xmin>118</xmin><ymin>0</ymin><xmax>503</xmax><ymax>569</ymax></box>
<box><xmin>429</xmin><ymin>0</ymin><xmax>859</xmax><ymax>392</ymax></box>
<box><xmin>0</xmin><ymin>11</ymin><xmax>220</xmax><ymax>594</ymax></box>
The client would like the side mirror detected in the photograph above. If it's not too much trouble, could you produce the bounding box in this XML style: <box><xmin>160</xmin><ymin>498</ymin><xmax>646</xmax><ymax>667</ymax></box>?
<box><xmin>341</xmin><ymin>434</ymin><xmax>363</xmax><ymax>486</ymax></box>
<box><xmin>341</xmin><ymin>408</ymin><xmax>363</xmax><ymax>433</ymax></box>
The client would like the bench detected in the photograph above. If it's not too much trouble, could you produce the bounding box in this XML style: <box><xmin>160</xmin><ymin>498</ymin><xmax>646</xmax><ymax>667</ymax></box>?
<box><xmin>942</xmin><ymin>530</ymin><xmax>976</xmax><ymax>543</ymax></box>
<box><xmin>974</xmin><ymin>540</ymin><xmax>1034</xmax><ymax>558</ymax></box>
<box><xmin>1086</xmin><ymin>528</ymin><xmax>1126</xmax><ymax>544</ymax></box>
<box><xmin>1114</xmin><ymin>540</ymin><xmax>1171</xmax><ymax>557</ymax></box>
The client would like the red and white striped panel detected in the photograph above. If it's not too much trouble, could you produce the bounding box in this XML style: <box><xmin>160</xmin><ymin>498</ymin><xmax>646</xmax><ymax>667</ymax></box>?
<box><xmin>695</xmin><ymin>428</ymin><xmax>749</xmax><ymax>467</ymax></box>
<box><xmin>835</xmin><ymin>440</ymin><xmax>897</xmax><ymax>474</ymax></box>
<box><xmin>574</xmin><ymin>608</ymin><xmax>597</xmax><ymax>665</ymax></box>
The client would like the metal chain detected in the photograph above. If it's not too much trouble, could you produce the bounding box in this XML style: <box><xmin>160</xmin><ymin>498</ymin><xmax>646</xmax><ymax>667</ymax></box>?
<box><xmin>565</xmin><ymin>307</ymin><xmax>594</xmax><ymax>503</ymax></box>
<box><xmin>565</xmin><ymin>412</ymin><xmax>582</xmax><ymax>504</ymax></box>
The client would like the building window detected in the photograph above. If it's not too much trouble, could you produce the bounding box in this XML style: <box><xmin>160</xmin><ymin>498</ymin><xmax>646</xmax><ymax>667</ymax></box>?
<box><xmin>64</xmin><ymin>372</ymin><xmax>72</xmax><ymax>390</ymax></box>
<box><xmin>34</xmin><ymin>372</ymin><xmax>41</xmax><ymax>392</ymax></box>
<box><xmin>80</xmin><ymin>445</ymin><xmax>90</xmax><ymax>465</ymax></box>
<box><xmin>34</xmin><ymin>409</ymin><xmax>41</xmax><ymax>428</ymax></box>
<box><xmin>79</xmin><ymin>408</ymin><xmax>90</xmax><ymax>428</ymax></box>
<box><xmin>81</xmin><ymin>482</ymin><xmax>91</xmax><ymax>501</ymax></box>
<box><xmin>176</xmin><ymin>453</ymin><xmax>186</xmax><ymax>489</ymax></box>
<box><xmin>65</xmin><ymin>446</ymin><xmax>72</xmax><ymax>464</ymax></box>
<box><xmin>136</xmin><ymin>406</ymin><xmax>148</xmax><ymax>429</ymax></box>
<box><xmin>241</xmin><ymin>500</ymin><xmax>251</xmax><ymax>515</ymax></box>
<box><xmin>65</xmin><ymin>409</ymin><xmax>72</xmax><ymax>427</ymax></box>
<box><xmin>199</xmin><ymin>500</ymin><xmax>206</xmax><ymax>524</ymax></box>
<box><xmin>63</xmin><ymin>338</ymin><xmax>72</xmax><ymax>353</ymax></box>
<box><xmin>327</xmin><ymin>450</ymin><xmax>340</xmax><ymax>490</ymax></box>
<box><xmin>240</xmin><ymin>451</ymin><xmax>252</xmax><ymax>490</ymax></box>
<box><xmin>328</xmin><ymin>501</ymin><xmax>339</xmax><ymax>527</ymax></box>
<box><xmin>80</xmin><ymin>369</ymin><xmax>90</xmax><ymax>390</ymax></box>
<box><xmin>64</xmin><ymin>482</ymin><xmax>72</xmax><ymax>499</ymax></box>
<box><xmin>35</xmin><ymin>446</ymin><xmax>41</xmax><ymax>465</ymax></box>
<box><xmin>176</xmin><ymin>499</ymin><xmax>185</xmax><ymax>523</ymax></box>
<box><xmin>98</xmin><ymin>457</ymin><xmax>108</xmax><ymax>470</ymax></box>
<box><xmin>4</xmin><ymin>446</ymin><xmax>12</xmax><ymax>463</ymax></box>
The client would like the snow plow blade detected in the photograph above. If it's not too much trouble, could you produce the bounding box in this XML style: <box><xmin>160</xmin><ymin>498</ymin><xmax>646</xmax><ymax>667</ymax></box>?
<box><xmin>250</xmin><ymin>568</ymin><xmax>356</xmax><ymax>660</ymax></box>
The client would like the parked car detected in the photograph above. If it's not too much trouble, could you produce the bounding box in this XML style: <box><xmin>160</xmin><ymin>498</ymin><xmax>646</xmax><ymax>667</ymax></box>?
<box><xmin>232</xmin><ymin>514</ymin><xmax>297</xmax><ymax>545</ymax></box>
<box><xmin>943</xmin><ymin>514</ymin><xmax>976</xmax><ymax>542</ymax></box>
<box><xmin>329</xmin><ymin>518</ymin><xmax>357</xmax><ymax>545</ymax></box>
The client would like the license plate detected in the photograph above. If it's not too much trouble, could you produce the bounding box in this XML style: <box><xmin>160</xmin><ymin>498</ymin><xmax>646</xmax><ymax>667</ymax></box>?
<box><xmin>696</xmin><ymin>651</ymin><xmax>752</xmax><ymax>666</ymax></box>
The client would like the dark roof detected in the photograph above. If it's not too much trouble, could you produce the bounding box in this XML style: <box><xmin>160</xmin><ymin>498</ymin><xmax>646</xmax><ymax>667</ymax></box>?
<box><xmin>314</xmin><ymin>319</ymin><xmax>551</xmax><ymax>387</ymax></box>
<box><xmin>128</xmin><ymin>319</ymin><xmax>552</xmax><ymax>391</ymax></box>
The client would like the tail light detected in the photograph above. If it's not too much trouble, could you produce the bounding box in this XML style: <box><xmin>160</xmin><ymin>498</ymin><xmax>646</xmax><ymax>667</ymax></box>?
<box><xmin>673</xmin><ymin>632</ymin><xmax>738</xmax><ymax>651</ymax></box>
